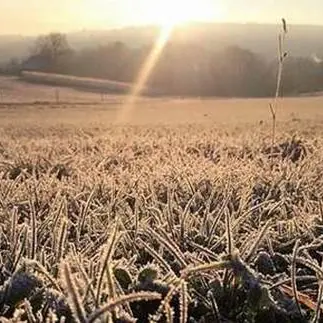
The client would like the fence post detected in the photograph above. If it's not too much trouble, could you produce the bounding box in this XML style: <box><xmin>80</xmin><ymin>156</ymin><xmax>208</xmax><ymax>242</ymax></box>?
<box><xmin>55</xmin><ymin>88</ymin><xmax>60</xmax><ymax>103</ymax></box>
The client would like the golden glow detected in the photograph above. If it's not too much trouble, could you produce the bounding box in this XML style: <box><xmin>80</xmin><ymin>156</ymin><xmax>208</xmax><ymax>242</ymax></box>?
<box><xmin>141</xmin><ymin>0</ymin><xmax>225</xmax><ymax>28</ymax></box>
<box><xmin>78</xmin><ymin>0</ymin><xmax>226</xmax><ymax>30</ymax></box>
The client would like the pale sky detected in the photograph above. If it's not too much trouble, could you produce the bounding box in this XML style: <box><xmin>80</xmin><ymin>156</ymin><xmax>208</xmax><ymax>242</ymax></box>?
<box><xmin>1</xmin><ymin>0</ymin><xmax>323</xmax><ymax>35</ymax></box>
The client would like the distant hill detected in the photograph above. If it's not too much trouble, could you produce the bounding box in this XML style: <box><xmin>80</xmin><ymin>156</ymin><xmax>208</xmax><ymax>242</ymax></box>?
<box><xmin>0</xmin><ymin>35</ymin><xmax>34</xmax><ymax>64</ymax></box>
<box><xmin>1</xmin><ymin>23</ymin><xmax>323</xmax><ymax>64</ymax></box>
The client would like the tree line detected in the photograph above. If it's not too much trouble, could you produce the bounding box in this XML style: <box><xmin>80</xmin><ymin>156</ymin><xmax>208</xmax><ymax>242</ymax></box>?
<box><xmin>3</xmin><ymin>32</ymin><xmax>323</xmax><ymax>97</ymax></box>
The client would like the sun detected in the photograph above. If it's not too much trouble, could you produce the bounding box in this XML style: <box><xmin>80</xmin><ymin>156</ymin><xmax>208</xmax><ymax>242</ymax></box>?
<box><xmin>77</xmin><ymin>0</ymin><xmax>225</xmax><ymax>31</ymax></box>
<box><xmin>143</xmin><ymin>0</ymin><xmax>225</xmax><ymax>28</ymax></box>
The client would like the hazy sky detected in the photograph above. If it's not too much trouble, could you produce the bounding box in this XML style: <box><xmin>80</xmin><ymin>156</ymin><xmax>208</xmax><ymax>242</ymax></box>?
<box><xmin>1</xmin><ymin>0</ymin><xmax>323</xmax><ymax>35</ymax></box>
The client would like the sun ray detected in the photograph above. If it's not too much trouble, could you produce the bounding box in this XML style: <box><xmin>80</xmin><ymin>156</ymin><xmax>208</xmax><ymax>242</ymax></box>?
<box><xmin>115</xmin><ymin>0</ymin><xmax>224</xmax><ymax>122</ymax></box>
<box><xmin>117</xmin><ymin>25</ymin><xmax>173</xmax><ymax>122</ymax></box>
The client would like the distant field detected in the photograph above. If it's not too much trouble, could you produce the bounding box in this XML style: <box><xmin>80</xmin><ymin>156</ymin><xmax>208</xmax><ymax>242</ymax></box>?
<box><xmin>1</xmin><ymin>76</ymin><xmax>323</xmax><ymax>127</ymax></box>
<box><xmin>20</xmin><ymin>71</ymin><xmax>143</xmax><ymax>94</ymax></box>
<box><xmin>0</xmin><ymin>76</ymin><xmax>126</xmax><ymax>103</ymax></box>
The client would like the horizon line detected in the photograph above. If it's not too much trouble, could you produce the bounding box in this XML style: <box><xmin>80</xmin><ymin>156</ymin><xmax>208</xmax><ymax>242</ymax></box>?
<box><xmin>1</xmin><ymin>20</ymin><xmax>323</xmax><ymax>37</ymax></box>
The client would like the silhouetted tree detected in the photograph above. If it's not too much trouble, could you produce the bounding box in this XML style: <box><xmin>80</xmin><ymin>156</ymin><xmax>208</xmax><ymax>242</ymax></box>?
<box><xmin>281</xmin><ymin>57</ymin><xmax>323</xmax><ymax>94</ymax></box>
<box><xmin>32</xmin><ymin>33</ymin><xmax>70</xmax><ymax>60</ymax></box>
<box><xmin>29</xmin><ymin>33</ymin><xmax>72</xmax><ymax>72</ymax></box>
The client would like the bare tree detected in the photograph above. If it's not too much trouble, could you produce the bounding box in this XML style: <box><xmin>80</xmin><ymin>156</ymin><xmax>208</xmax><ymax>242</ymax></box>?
<box><xmin>32</xmin><ymin>33</ymin><xmax>70</xmax><ymax>62</ymax></box>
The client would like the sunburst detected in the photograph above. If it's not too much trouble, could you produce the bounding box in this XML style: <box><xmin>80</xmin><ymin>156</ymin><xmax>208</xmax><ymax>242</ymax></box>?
<box><xmin>117</xmin><ymin>0</ymin><xmax>225</xmax><ymax>122</ymax></box>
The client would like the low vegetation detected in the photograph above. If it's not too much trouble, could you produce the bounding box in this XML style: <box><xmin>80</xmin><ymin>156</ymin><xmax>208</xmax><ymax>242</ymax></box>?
<box><xmin>0</xmin><ymin>110</ymin><xmax>323</xmax><ymax>322</ymax></box>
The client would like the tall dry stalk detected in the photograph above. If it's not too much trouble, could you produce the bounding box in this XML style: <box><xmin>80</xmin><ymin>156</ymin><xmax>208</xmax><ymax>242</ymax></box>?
<box><xmin>269</xmin><ymin>18</ymin><xmax>288</xmax><ymax>167</ymax></box>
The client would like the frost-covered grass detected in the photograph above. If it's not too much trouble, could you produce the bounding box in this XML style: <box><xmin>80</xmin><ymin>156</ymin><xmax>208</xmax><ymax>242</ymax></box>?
<box><xmin>1</xmin><ymin>104</ymin><xmax>323</xmax><ymax>322</ymax></box>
